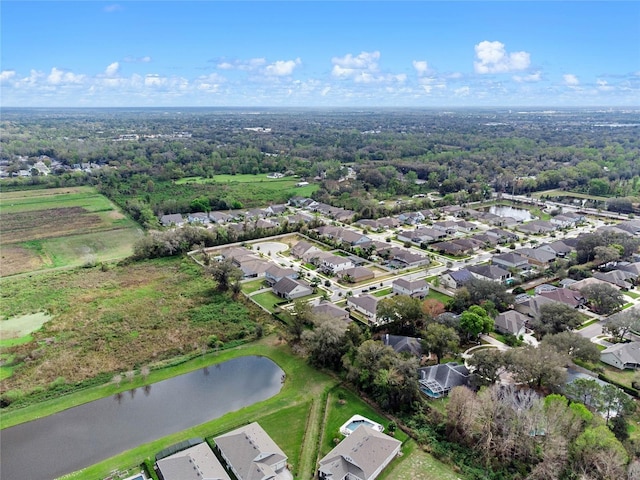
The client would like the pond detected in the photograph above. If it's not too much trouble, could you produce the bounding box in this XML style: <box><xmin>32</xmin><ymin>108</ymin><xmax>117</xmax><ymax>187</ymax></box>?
<box><xmin>0</xmin><ymin>355</ymin><xmax>284</xmax><ymax>480</ymax></box>
<box><xmin>489</xmin><ymin>205</ymin><xmax>534</xmax><ymax>222</ymax></box>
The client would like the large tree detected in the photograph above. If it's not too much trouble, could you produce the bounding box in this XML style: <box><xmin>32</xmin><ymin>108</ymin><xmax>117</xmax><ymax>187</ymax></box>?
<box><xmin>467</xmin><ymin>347</ymin><xmax>504</xmax><ymax>386</ymax></box>
<box><xmin>422</xmin><ymin>323</ymin><xmax>459</xmax><ymax>364</ymax></box>
<box><xmin>530</xmin><ymin>302</ymin><xmax>584</xmax><ymax>338</ymax></box>
<box><xmin>504</xmin><ymin>343</ymin><xmax>568</xmax><ymax>389</ymax></box>
<box><xmin>377</xmin><ymin>295</ymin><xmax>424</xmax><ymax>336</ymax></box>
<box><xmin>459</xmin><ymin>305</ymin><xmax>494</xmax><ymax>340</ymax></box>
<box><xmin>302</xmin><ymin>318</ymin><xmax>348</xmax><ymax>370</ymax></box>
<box><xmin>207</xmin><ymin>257</ymin><xmax>242</xmax><ymax>292</ymax></box>
<box><xmin>604</xmin><ymin>307</ymin><xmax>640</xmax><ymax>343</ymax></box>
<box><xmin>580</xmin><ymin>283</ymin><xmax>625</xmax><ymax>315</ymax></box>
<box><xmin>541</xmin><ymin>331</ymin><xmax>601</xmax><ymax>363</ymax></box>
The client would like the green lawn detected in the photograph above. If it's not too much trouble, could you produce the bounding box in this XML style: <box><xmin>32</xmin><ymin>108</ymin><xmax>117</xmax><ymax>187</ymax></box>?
<box><xmin>425</xmin><ymin>289</ymin><xmax>452</xmax><ymax>304</ymax></box>
<box><xmin>241</xmin><ymin>278</ymin><xmax>268</xmax><ymax>294</ymax></box>
<box><xmin>252</xmin><ymin>291</ymin><xmax>286</xmax><ymax>312</ymax></box>
<box><xmin>379</xmin><ymin>440</ymin><xmax>466</xmax><ymax>480</ymax></box>
<box><xmin>625</xmin><ymin>291</ymin><xmax>640</xmax><ymax>299</ymax></box>
<box><xmin>372</xmin><ymin>287</ymin><xmax>393</xmax><ymax>297</ymax></box>
<box><xmin>320</xmin><ymin>387</ymin><xmax>408</xmax><ymax>456</ymax></box>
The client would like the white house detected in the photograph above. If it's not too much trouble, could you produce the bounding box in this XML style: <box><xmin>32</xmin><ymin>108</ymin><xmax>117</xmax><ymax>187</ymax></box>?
<box><xmin>392</xmin><ymin>277</ymin><xmax>429</xmax><ymax>298</ymax></box>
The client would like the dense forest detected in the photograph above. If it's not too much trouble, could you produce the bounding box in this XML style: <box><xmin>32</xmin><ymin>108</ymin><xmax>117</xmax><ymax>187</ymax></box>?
<box><xmin>1</xmin><ymin>108</ymin><xmax>639</xmax><ymax>220</ymax></box>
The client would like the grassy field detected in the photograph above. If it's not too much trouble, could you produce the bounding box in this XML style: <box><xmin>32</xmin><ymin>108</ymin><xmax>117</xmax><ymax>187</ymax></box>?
<box><xmin>173</xmin><ymin>174</ymin><xmax>319</xmax><ymax>200</ymax></box>
<box><xmin>0</xmin><ymin>257</ymin><xmax>269</xmax><ymax>395</ymax></box>
<box><xmin>0</xmin><ymin>187</ymin><xmax>142</xmax><ymax>276</ymax></box>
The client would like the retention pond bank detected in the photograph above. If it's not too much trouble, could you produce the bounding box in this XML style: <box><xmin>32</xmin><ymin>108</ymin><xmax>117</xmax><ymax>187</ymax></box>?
<box><xmin>1</xmin><ymin>355</ymin><xmax>284</xmax><ymax>480</ymax></box>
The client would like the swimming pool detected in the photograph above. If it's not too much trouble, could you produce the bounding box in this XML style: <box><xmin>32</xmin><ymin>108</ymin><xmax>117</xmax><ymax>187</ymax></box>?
<box><xmin>339</xmin><ymin>414</ymin><xmax>384</xmax><ymax>436</ymax></box>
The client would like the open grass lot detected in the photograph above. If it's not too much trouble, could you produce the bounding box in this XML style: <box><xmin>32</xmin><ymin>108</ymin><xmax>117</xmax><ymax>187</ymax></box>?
<box><xmin>0</xmin><ymin>187</ymin><xmax>142</xmax><ymax>276</ymax></box>
<box><xmin>0</xmin><ymin>257</ymin><xmax>268</xmax><ymax>395</ymax></box>
<box><xmin>170</xmin><ymin>174</ymin><xmax>318</xmax><ymax>203</ymax></box>
<box><xmin>425</xmin><ymin>289</ymin><xmax>453</xmax><ymax>304</ymax></box>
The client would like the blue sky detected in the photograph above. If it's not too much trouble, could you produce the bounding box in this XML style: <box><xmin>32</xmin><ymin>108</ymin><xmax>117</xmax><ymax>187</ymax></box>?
<box><xmin>2</xmin><ymin>1</ymin><xmax>639</xmax><ymax>107</ymax></box>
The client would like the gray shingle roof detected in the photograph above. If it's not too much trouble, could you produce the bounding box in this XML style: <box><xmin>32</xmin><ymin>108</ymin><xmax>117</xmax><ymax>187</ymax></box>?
<box><xmin>215</xmin><ymin>422</ymin><xmax>287</xmax><ymax>480</ymax></box>
<box><xmin>318</xmin><ymin>425</ymin><xmax>401</xmax><ymax>480</ymax></box>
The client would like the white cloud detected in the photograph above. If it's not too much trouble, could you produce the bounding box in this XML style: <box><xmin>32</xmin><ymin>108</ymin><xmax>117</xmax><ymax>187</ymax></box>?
<box><xmin>144</xmin><ymin>74</ymin><xmax>164</xmax><ymax>87</ymax></box>
<box><xmin>321</xmin><ymin>86</ymin><xmax>331</xmax><ymax>96</ymax></box>
<box><xmin>412</xmin><ymin>60</ymin><xmax>429</xmax><ymax>76</ymax></box>
<box><xmin>563</xmin><ymin>74</ymin><xmax>580</xmax><ymax>86</ymax></box>
<box><xmin>513</xmin><ymin>71</ymin><xmax>541</xmax><ymax>83</ymax></box>
<box><xmin>331</xmin><ymin>51</ymin><xmax>380</xmax><ymax>78</ymax></box>
<box><xmin>265</xmin><ymin>58</ymin><xmax>301</xmax><ymax>76</ymax></box>
<box><xmin>217</xmin><ymin>58</ymin><xmax>266</xmax><ymax>71</ymax></box>
<box><xmin>103</xmin><ymin>4</ymin><xmax>122</xmax><ymax>13</ymax></box>
<box><xmin>0</xmin><ymin>70</ymin><xmax>16</xmax><ymax>82</ymax></box>
<box><xmin>47</xmin><ymin>67</ymin><xmax>85</xmax><ymax>85</ymax></box>
<box><xmin>474</xmin><ymin>41</ymin><xmax>531</xmax><ymax>74</ymax></box>
<box><xmin>455</xmin><ymin>86</ymin><xmax>470</xmax><ymax>96</ymax></box>
<box><xmin>124</xmin><ymin>56</ymin><xmax>152</xmax><ymax>63</ymax></box>
<box><xmin>105</xmin><ymin>62</ymin><xmax>120</xmax><ymax>77</ymax></box>
<box><xmin>597</xmin><ymin>79</ymin><xmax>614</xmax><ymax>91</ymax></box>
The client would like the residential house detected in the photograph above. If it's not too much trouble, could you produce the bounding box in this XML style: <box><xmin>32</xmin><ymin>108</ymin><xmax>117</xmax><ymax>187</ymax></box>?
<box><xmin>272</xmin><ymin>277</ymin><xmax>313</xmax><ymax>300</ymax></box>
<box><xmin>347</xmin><ymin>294</ymin><xmax>379</xmax><ymax>323</ymax></box>
<box><xmin>397</xmin><ymin>228</ymin><xmax>445</xmax><ymax>245</ymax></box>
<box><xmin>432</xmin><ymin>220</ymin><xmax>459</xmax><ymax>234</ymax></box>
<box><xmin>388</xmin><ymin>248</ymin><xmax>430</xmax><ymax>268</ymax></box>
<box><xmin>486</xmin><ymin>228</ymin><xmax>519</xmax><ymax>244</ymax></box>
<box><xmin>397</xmin><ymin>211</ymin><xmax>425</xmax><ymax>225</ymax></box>
<box><xmin>156</xmin><ymin>442</ymin><xmax>231</xmax><ymax>480</ymax></box>
<box><xmin>494</xmin><ymin>310</ymin><xmax>528</xmax><ymax>337</ymax></box>
<box><xmin>491</xmin><ymin>252</ymin><xmax>530</xmax><ymax>271</ymax></box>
<box><xmin>383</xmin><ymin>334</ymin><xmax>423</xmax><ymax>357</ymax></box>
<box><xmin>440</xmin><ymin>269</ymin><xmax>474</xmax><ymax>290</ymax></box>
<box><xmin>569</xmin><ymin>277</ymin><xmax>620</xmax><ymax>292</ymax></box>
<box><xmin>593</xmin><ymin>270</ymin><xmax>634</xmax><ymax>290</ymax></box>
<box><xmin>355</xmin><ymin>219</ymin><xmax>380</xmax><ymax>230</ymax></box>
<box><xmin>320</xmin><ymin>254</ymin><xmax>354</xmax><ymax>275</ymax></box>
<box><xmin>418</xmin><ymin>362</ymin><xmax>471</xmax><ymax>398</ymax></box>
<box><xmin>515</xmin><ymin>247</ymin><xmax>557</xmax><ymax>268</ymax></box>
<box><xmin>336</xmin><ymin>228</ymin><xmax>371</xmax><ymax>247</ymax></box>
<box><xmin>451</xmin><ymin>237</ymin><xmax>483</xmax><ymax>252</ymax></box>
<box><xmin>291</xmin><ymin>240</ymin><xmax>321</xmax><ymax>261</ymax></box>
<box><xmin>392</xmin><ymin>277</ymin><xmax>429</xmax><ymax>298</ymax></box>
<box><xmin>618</xmin><ymin>262</ymin><xmax>640</xmax><ymax>279</ymax></box>
<box><xmin>214</xmin><ymin>422</ymin><xmax>290</xmax><ymax>480</ymax></box>
<box><xmin>467</xmin><ymin>264</ymin><xmax>512</xmax><ymax>283</ymax></box>
<box><xmin>432</xmin><ymin>241</ymin><xmax>466</xmax><ymax>256</ymax></box>
<box><xmin>265</xmin><ymin>204</ymin><xmax>288</xmax><ymax>216</ymax></box>
<box><xmin>340</xmin><ymin>266</ymin><xmax>375</xmax><ymax>283</ymax></box>
<box><xmin>514</xmin><ymin>295</ymin><xmax>559</xmax><ymax>320</ymax></box>
<box><xmin>265</xmin><ymin>265</ymin><xmax>298</xmax><ymax>286</ymax></box>
<box><xmin>537</xmin><ymin>240</ymin><xmax>573</xmax><ymax>258</ymax></box>
<box><xmin>516</xmin><ymin>220</ymin><xmax>557</xmax><ymax>234</ymax></box>
<box><xmin>317</xmin><ymin>425</ymin><xmax>401</xmax><ymax>480</ymax></box>
<box><xmin>237</xmin><ymin>258</ymin><xmax>272</xmax><ymax>279</ymax></box>
<box><xmin>550</xmin><ymin>214</ymin><xmax>578</xmax><ymax>228</ymax></box>
<box><xmin>377</xmin><ymin>217</ymin><xmax>400</xmax><ymax>229</ymax></box>
<box><xmin>160</xmin><ymin>213</ymin><xmax>185</xmax><ymax>227</ymax></box>
<box><xmin>455</xmin><ymin>220</ymin><xmax>478</xmax><ymax>232</ymax></box>
<box><xmin>601</xmin><ymin>342</ymin><xmax>640</xmax><ymax>370</ymax></box>
<box><xmin>209</xmin><ymin>211</ymin><xmax>230</xmax><ymax>224</ymax></box>
<box><xmin>312</xmin><ymin>302</ymin><xmax>350</xmax><ymax>322</ymax></box>
<box><xmin>538</xmin><ymin>288</ymin><xmax>585</xmax><ymax>309</ymax></box>
<box><xmin>187</xmin><ymin>212</ymin><xmax>211</xmax><ymax>225</ymax></box>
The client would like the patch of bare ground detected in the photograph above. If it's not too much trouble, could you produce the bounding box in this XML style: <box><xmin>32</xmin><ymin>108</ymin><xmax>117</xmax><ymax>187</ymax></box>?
<box><xmin>1</xmin><ymin>207</ymin><xmax>104</xmax><ymax>244</ymax></box>
<box><xmin>0</xmin><ymin>245</ymin><xmax>45</xmax><ymax>276</ymax></box>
